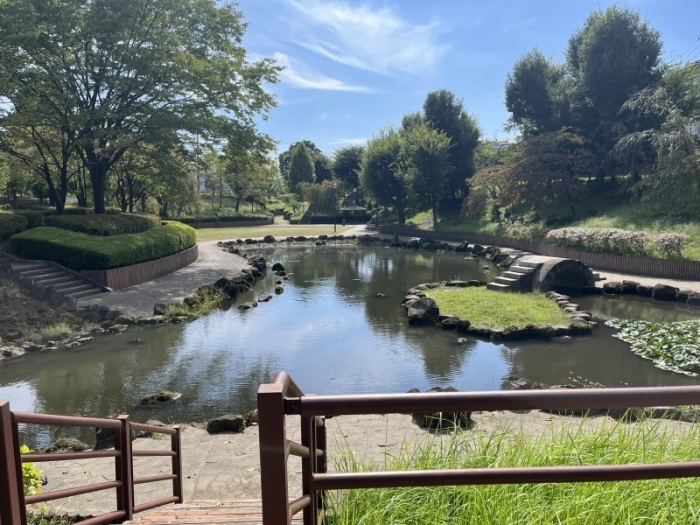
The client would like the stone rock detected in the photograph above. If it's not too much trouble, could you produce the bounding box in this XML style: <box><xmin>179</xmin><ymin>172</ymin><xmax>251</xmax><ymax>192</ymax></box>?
<box><xmin>271</xmin><ymin>262</ymin><xmax>285</xmax><ymax>272</ymax></box>
<box><xmin>440</xmin><ymin>317</ymin><xmax>459</xmax><ymax>330</ymax></box>
<box><xmin>603</xmin><ymin>282</ymin><xmax>624</xmax><ymax>295</ymax></box>
<box><xmin>207</xmin><ymin>414</ymin><xmax>246</xmax><ymax>434</ymax></box>
<box><xmin>406</xmin><ymin>298</ymin><xmax>440</xmax><ymax>326</ymax></box>
<box><xmin>410</xmin><ymin>387</ymin><xmax>472</xmax><ymax>431</ymax></box>
<box><xmin>135</xmin><ymin>316</ymin><xmax>167</xmax><ymax>325</ymax></box>
<box><xmin>244</xmin><ymin>409</ymin><xmax>259</xmax><ymax>426</ymax></box>
<box><xmin>676</xmin><ymin>290</ymin><xmax>692</xmax><ymax>303</ymax></box>
<box><xmin>107</xmin><ymin>324</ymin><xmax>128</xmax><ymax>334</ymax></box>
<box><xmin>153</xmin><ymin>303</ymin><xmax>168</xmax><ymax>316</ymax></box>
<box><xmin>455</xmin><ymin>320</ymin><xmax>472</xmax><ymax>333</ymax></box>
<box><xmin>470</xmin><ymin>244</ymin><xmax>485</xmax><ymax>255</ymax></box>
<box><xmin>43</xmin><ymin>437</ymin><xmax>90</xmax><ymax>453</ymax></box>
<box><xmin>406</xmin><ymin>239</ymin><xmax>420</xmax><ymax>249</ymax></box>
<box><xmin>113</xmin><ymin>315</ymin><xmax>134</xmax><ymax>325</ymax></box>
<box><xmin>294</xmin><ymin>236</ymin><xmax>307</xmax><ymax>242</ymax></box>
<box><xmin>263</xmin><ymin>235</ymin><xmax>276</xmax><ymax>243</ymax></box>
<box><xmin>274</xmin><ymin>285</ymin><xmax>285</xmax><ymax>295</ymax></box>
<box><xmin>247</xmin><ymin>255</ymin><xmax>267</xmax><ymax>272</ymax></box>
<box><xmin>455</xmin><ymin>242</ymin><xmax>470</xmax><ymax>252</ymax></box>
<box><xmin>140</xmin><ymin>390</ymin><xmax>181</xmax><ymax>405</ymax></box>
<box><xmin>622</xmin><ymin>280</ymin><xmax>640</xmax><ymax>294</ymax></box>
<box><xmin>238</xmin><ymin>301</ymin><xmax>258</xmax><ymax>310</ymax></box>
<box><xmin>213</xmin><ymin>277</ymin><xmax>239</xmax><ymax>298</ymax></box>
<box><xmin>636</xmin><ymin>285</ymin><xmax>653</xmax><ymax>297</ymax></box>
<box><xmin>446</xmin><ymin>280</ymin><xmax>468</xmax><ymax>287</ymax></box>
<box><xmin>688</xmin><ymin>293</ymin><xmax>700</xmax><ymax>307</ymax></box>
<box><xmin>258</xmin><ymin>294</ymin><xmax>273</xmax><ymax>303</ymax></box>
<box><xmin>503</xmin><ymin>376</ymin><xmax>546</xmax><ymax>391</ymax></box>
<box><xmin>652</xmin><ymin>284</ymin><xmax>679</xmax><ymax>301</ymax></box>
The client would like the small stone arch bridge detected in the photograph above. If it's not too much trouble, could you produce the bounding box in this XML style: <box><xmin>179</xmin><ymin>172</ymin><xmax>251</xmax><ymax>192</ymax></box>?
<box><xmin>487</xmin><ymin>255</ymin><xmax>602</xmax><ymax>293</ymax></box>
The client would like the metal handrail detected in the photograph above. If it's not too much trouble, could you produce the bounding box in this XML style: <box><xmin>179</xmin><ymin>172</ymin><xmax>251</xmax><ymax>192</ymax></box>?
<box><xmin>258</xmin><ymin>372</ymin><xmax>700</xmax><ymax>525</ymax></box>
<box><xmin>0</xmin><ymin>400</ymin><xmax>183</xmax><ymax>525</ymax></box>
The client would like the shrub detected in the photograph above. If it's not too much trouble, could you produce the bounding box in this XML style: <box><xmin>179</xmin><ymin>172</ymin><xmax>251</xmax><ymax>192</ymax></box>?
<box><xmin>15</xmin><ymin>210</ymin><xmax>47</xmax><ymax>228</ymax></box>
<box><xmin>654</xmin><ymin>233</ymin><xmax>688</xmax><ymax>258</ymax></box>
<box><xmin>43</xmin><ymin>207</ymin><xmax>91</xmax><ymax>217</ymax></box>
<box><xmin>44</xmin><ymin>213</ymin><xmax>161</xmax><ymax>236</ymax></box>
<box><xmin>21</xmin><ymin>445</ymin><xmax>43</xmax><ymax>496</ymax></box>
<box><xmin>10</xmin><ymin>221</ymin><xmax>196</xmax><ymax>270</ymax></box>
<box><xmin>546</xmin><ymin>227</ymin><xmax>652</xmax><ymax>257</ymax></box>
<box><xmin>176</xmin><ymin>211</ymin><xmax>271</xmax><ymax>224</ymax></box>
<box><xmin>0</xmin><ymin>213</ymin><xmax>28</xmax><ymax>239</ymax></box>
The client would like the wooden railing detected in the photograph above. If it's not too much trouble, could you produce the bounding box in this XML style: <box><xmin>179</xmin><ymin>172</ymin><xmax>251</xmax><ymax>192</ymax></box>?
<box><xmin>258</xmin><ymin>372</ymin><xmax>700</xmax><ymax>525</ymax></box>
<box><xmin>379</xmin><ymin>225</ymin><xmax>700</xmax><ymax>281</ymax></box>
<box><xmin>0</xmin><ymin>401</ymin><xmax>183</xmax><ymax>525</ymax></box>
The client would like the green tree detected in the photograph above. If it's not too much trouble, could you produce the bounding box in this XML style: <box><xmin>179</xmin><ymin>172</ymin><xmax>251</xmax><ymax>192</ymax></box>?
<box><xmin>0</xmin><ymin>0</ymin><xmax>279</xmax><ymax>213</ymax></box>
<box><xmin>288</xmin><ymin>143</ymin><xmax>315</xmax><ymax>191</ymax></box>
<box><xmin>313</xmin><ymin>153</ymin><xmax>335</xmax><ymax>183</ymax></box>
<box><xmin>566</xmin><ymin>6</ymin><xmax>662</xmax><ymax>185</ymax></box>
<box><xmin>402</xmin><ymin>123</ymin><xmax>452</xmax><ymax>225</ymax></box>
<box><xmin>422</xmin><ymin>90</ymin><xmax>480</xmax><ymax>214</ymax></box>
<box><xmin>333</xmin><ymin>145</ymin><xmax>365</xmax><ymax>190</ymax></box>
<box><xmin>505</xmin><ymin>50</ymin><xmax>568</xmax><ymax>136</ymax></box>
<box><xmin>278</xmin><ymin>141</ymin><xmax>323</xmax><ymax>181</ymax></box>
<box><xmin>224</xmin><ymin>130</ymin><xmax>276</xmax><ymax>211</ymax></box>
<box><xmin>360</xmin><ymin>129</ymin><xmax>407</xmax><ymax>224</ymax></box>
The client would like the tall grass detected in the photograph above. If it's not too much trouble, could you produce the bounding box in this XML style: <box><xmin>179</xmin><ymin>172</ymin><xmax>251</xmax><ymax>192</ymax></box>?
<box><xmin>326</xmin><ymin>418</ymin><xmax>700</xmax><ymax>524</ymax></box>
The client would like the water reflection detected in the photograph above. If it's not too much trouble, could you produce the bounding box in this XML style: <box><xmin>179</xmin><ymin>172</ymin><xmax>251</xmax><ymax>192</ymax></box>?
<box><xmin>1</xmin><ymin>245</ymin><xmax>699</xmax><ymax>448</ymax></box>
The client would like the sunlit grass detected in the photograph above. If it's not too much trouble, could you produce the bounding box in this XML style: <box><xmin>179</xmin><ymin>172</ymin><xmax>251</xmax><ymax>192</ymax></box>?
<box><xmin>39</xmin><ymin>322</ymin><xmax>73</xmax><ymax>340</ymax></box>
<box><xmin>195</xmin><ymin>224</ymin><xmax>354</xmax><ymax>242</ymax></box>
<box><xmin>326</xmin><ymin>418</ymin><xmax>700</xmax><ymax>524</ymax></box>
<box><xmin>425</xmin><ymin>287</ymin><xmax>570</xmax><ymax>328</ymax></box>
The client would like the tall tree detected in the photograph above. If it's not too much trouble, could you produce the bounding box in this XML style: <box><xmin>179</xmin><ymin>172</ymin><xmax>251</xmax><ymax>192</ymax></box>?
<box><xmin>402</xmin><ymin>123</ymin><xmax>452</xmax><ymax>226</ymax></box>
<box><xmin>360</xmin><ymin>129</ymin><xmax>407</xmax><ymax>224</ymax></box>
<box><xmin>278</xmin><ymin>141</ymin><xmax>323</xmax><ymax>181</ymax></box>
<box><xmin>422</xmin><ymin>90</ymin><xmax>480</xmax><ymax>214</ymax></box>
<box><xmin>333</xmin><ymin>145</ymin><xmax>364</xmax><ymax>189</ymax></box>
<box><xmin>288</xmin><ymin>143</ymin><xmax>315</xmax><ymax>191</ymax></box>
<box><xmin>313</xmin><ymin>154</ymin><xmax>334</xmax><ymax>183</ymax></box>
<box><xmin>0</xmin><ymin>0</ymin><xmax>279</xmax><ymax>213</ymax></box>
<box><xmin>566</xmin><ymin>6</ymin><xmax>662</xmax><ymax>185</ymax></box>
<box><xmin>505</xmin><ymin>50</ymin><xmax>568</xmax><ymax>136</ymax></box>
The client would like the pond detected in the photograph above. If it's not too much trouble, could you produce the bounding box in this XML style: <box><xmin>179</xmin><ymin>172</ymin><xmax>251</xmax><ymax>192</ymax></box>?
<box><xmin>2</xmin><ymin>245</ymin><xmax>699</xmax><ymax>447</ymax></box>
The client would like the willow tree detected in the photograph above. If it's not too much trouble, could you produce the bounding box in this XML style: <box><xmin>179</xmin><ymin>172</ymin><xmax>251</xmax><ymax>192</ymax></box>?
<box><xmin>0</xmin><ymin>0</ymin><xmax>279</xmax><ymax>213</ymax></box>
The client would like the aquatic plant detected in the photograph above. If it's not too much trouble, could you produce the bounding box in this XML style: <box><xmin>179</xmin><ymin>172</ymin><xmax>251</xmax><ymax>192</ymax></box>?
<box><xmin>606</xmin><ymin>318</ymin><xmax>700</xmax><ymax>376</ymax></box>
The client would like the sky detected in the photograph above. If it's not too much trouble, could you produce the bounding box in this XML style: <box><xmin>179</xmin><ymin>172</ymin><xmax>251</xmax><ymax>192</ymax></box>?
<box><xmin>237</xmin><ymin>0</ymin><xmax>700</xmax><ymax>157</ymax></box>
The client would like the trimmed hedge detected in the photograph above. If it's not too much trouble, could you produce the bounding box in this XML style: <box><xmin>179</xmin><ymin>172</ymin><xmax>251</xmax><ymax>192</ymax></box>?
<box><xmin>44</xmin><ymin>213</ymin><xmax>161</xmax><ymax>236</ymax></box>
<box><xmin>15</xmin><ymin>210</ymin><xmax>46</xmax><ymax>228</ymax></box>
<box><xmin>175</xmin><ymin>211</ymin><xmax>272</xmax><ymax>224</ymax></box>
<box><xmin>10</xmin><ymin>221</ymin><xmax>197</xmax><ymax>270</ymax></box>
<box><xmin>0</xmin><ymin>213</ymin><xmax>28</xmax><ymax>240</ymax></box>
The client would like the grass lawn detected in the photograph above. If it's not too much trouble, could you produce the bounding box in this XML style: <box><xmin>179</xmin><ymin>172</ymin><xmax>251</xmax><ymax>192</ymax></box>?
<box><xmin>425</xmin><ymin>287</ymin><xmax>570</xmax><ymax>328</ymax></box>
<box><xmin>327</xmin><ymin>418</ymin><xmax>700</xmax><ymax>524</ymax></box>
<box><xmin>195</xmin><ymin>224</ymin><xmax>354</xmax><ymax>242</ymax></box>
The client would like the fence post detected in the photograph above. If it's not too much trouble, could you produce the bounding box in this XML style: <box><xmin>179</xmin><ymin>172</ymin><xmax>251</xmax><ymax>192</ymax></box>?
<box><xmin>115</xmin><ymin>415</ymin><xmax>134</xmax><ymax>522</ymax></box>
<box><xmin>300</xmin><ymin>415</ymin><xmax>318</xmax><ymax>525</ymax></box>
<box><xmin>316</xmin><ymin>416</ymin><xmax>327</xmax><ymax>519</ymax></box>
<box><xmin>0</xmin><ymin>401</ymin><xmax>24</xmax><ymax>525</ymax></box>
<box><xmin>258</xmin><ymin>382</ymin><xmax>290</xmax><ymax>525</ymax></box>
<box><xmin>171</xmin><ymin>426</ymin><xmax>183</xmax><ymax>503</ymax></box>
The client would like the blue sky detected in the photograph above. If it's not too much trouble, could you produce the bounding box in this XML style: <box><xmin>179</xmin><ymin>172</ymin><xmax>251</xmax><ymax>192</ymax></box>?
<box><xmin>237</xmin><ymin>0</ymin><xmax>700</xmax><ymax>156</ymax></box>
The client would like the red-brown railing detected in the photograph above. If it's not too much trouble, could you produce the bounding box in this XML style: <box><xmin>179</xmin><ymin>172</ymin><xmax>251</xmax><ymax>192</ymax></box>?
<box><xmin>258</xmin><ymin>372</ymin><xmax>700</xmax><ymax>525</ymax></box>
<box><xmin>0</xmin><ymin>401</ymin><xmax>183</xmax><ymax>525</ymax></box>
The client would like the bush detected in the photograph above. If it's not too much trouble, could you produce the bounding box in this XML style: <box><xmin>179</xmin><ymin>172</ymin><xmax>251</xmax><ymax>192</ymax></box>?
<box><xmin>654</xmin><ymin>233</ymin><xmax>688</xmax><ymax>258</ymax></box>
<box><xmin>176</xmin><ymin>211</ymin><xmax>271</xmax><ymax>224</ymax></box>
<box><xmin>21</xmin><ymin>445</ymin><xmax>43</xmax><ymax>496</ymax></box>
<box><xmin>0</xmin><ymin>213</ymin><xmax>28</xmax><ymax>239</ymax></box>
<box><xmin>546</xmin><ymin>227</ymin><xmax>652</xmax><ymax>257</ymax></box>
<box><xmin>10</xmin><ymin>221</ymin><xmax>196</xmax><ymax>270</ymax></box>
<box><xmin>14</xmin><ymin>210</ymin><xmax>46</xmax><ymax>228</ymax></box>
<box><xmin>44</xmin><ymin>213</ymin><xmax>161</xmax><ymax>236</ymax></box>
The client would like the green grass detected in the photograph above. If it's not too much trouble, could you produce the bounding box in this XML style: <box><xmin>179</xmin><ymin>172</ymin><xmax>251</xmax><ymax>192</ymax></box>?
<box><xmin>425</xmin><ymin>287</ymin><xmax>570</xmax><ymax>328</ymax></box>
<box><xmin>196</xmin><ymin>224</ymin><xmax>354</xmax><ymax>242</ymax></box>
<box><xmin>326</xmin><ymin>418</ymin><xmax>700</xmax><ymax>524</ymax></box>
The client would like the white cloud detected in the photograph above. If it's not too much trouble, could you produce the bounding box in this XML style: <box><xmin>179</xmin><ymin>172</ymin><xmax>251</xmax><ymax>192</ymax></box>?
<box><xmin>328</xmin><ymin>137</ymin><xmax>369</xmax><ymax>147</ymax></box>
<box><xmin>284</xmin><ymin>0</ymin><xmax>447</xmax><ymax>75</ymax></box>
<box><xmin>274</xmin><ymin>52</ymin><xmax>377</xmax><ymax>93</ymax></box>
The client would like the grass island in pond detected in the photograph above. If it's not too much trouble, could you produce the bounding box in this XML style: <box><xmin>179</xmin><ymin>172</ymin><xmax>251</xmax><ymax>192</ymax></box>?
<box><xmin>425</xmin><ymin>287</ymin><xmax>571</xmax><ymax>329</ymax></box>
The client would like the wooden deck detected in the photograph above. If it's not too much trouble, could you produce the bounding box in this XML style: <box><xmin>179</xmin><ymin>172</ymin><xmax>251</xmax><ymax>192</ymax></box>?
<box><xmin>125</xmin><ymin>500</ymin><xmax>303</xmax><ymax>524</ymax></box>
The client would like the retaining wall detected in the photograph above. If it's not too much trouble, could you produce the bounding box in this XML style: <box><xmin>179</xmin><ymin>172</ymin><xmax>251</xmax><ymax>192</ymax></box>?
<box><xmin>81</xmin><ymin>244</ymin><xmax>199</xmax><ymax>290</ymax></box>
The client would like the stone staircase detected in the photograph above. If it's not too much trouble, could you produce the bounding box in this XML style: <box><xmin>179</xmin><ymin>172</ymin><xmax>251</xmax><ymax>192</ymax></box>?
<box><xmin>487</xmin><ymin>260</ymin><xmax>542</xmax><ymax>292</ymax></box>
<box><xmin>5</xmin><ymin>258</ymin><xmax>110</xmax><ymax>310</ymax></box>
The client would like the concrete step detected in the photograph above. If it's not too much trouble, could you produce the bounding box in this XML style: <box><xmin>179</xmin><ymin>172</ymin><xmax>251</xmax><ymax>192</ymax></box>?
<box><xmin>487</xmin><ymin>282</ymin><xmax>511</xmax><ymax>292</ymax></box>
<box><xmin>20</xmin><ymin>268</ymin><xmax>62</xmax><ymax>280</ymax></box>
<box><xmin>64</xmin><ymin>288</ymin><xmax>104</xmax><ymax>301</ymax></box>
<box><xmin>495</xmin><ymin>276</ymin><xmax>519</xmax><ymax>286</ymax></box>
<box><xmin>49</xmin><ymin>279</ymin><xmax>88</xmax><ymax>292</ymax></box>
<box><xmin>502</xmin><ymin>270</ymin><xmax>528</xmax><ymax>280</ymax></box>
<box><xmin>517</xmin><ymin>260</ymin><xmax>543</xmax><ymax>269</ymax></box>
<box><xmin>508</xmin><ymin>265</ymin><xmax>536</xmax><ymax>274</ymax></box>
<box><xmin>53</xmin><ymin>283</ymin><xmax>95</xmax><ymax>295</ymax></box>
<box><xmin>32</xmin><ymin>274</ymin><xmax>77</xmax><ymax>286</ymax></box>
<box><xmin>592</xmin><ymin>272</ymin><xmax>606</xmax><ymax>282</ymax></box>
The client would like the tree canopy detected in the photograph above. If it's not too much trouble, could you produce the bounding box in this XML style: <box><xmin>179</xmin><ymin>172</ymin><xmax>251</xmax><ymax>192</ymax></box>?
<box><xmin>0</xmin><ymin>0</ymin><xmax>279</xmax><ymax>213</ymax></box>
<box><xmin>288</xmin><ymin>143</ymin><xmax>315</xmax><ymax>191</ymax></box>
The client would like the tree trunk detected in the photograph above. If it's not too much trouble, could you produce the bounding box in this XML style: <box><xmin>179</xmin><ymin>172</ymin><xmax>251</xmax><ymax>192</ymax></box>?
<box><xmin>90</xmin><ymin>160</ymin><xmax>109</xmax><ymax>213</ymax></box>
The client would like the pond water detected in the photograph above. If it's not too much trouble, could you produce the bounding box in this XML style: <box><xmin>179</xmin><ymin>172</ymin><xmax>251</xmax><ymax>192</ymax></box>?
<box><xmin>2</xmin><ymin>245</ymin><xmax>699</xmax><ymax>447</ymax></box>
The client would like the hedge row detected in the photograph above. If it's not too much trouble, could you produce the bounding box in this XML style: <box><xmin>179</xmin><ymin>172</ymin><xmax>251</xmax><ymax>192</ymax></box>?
<box><xmin>175</xmin><ymin>212</ymin><xmax>271</xmax><ymax>224</ymax></box>
<box><xmin>10</xmin><ymin>221</ymin><xmax>197</xmax><ymax>270</ymax></box>
<box><xmin>0</xmin><ymin>213</ymin><xmax>28</xmax><ymax>240</ymax></box>
<box><xmin>44</xmin><ymin>213</ymin><xmax>161</xmax><ymax>236</ymax></box>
